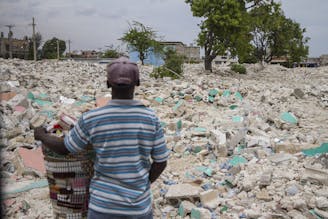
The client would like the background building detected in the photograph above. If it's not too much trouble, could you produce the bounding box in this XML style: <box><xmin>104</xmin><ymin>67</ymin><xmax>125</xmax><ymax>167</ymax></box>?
<box><xmin>129</xmin><ymin>41</ymin><xmax>201</xmax><ymax>66</ymax></box>
<box><xmin>0</xmin><ymin>32</ymin><xmax>29</xmax><ymax>59</ymax></box>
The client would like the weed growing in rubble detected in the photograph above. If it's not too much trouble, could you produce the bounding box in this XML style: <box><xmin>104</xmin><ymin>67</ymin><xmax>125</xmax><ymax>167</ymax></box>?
<box><xmin>231</xmin><ymin>63</ymin><xmax>246</xmax><ymax>74</ymax></box>
<box><xmin>151</xmin><ymin>48</ymin><xmax>184</xmax><ymax>79</ymax></box>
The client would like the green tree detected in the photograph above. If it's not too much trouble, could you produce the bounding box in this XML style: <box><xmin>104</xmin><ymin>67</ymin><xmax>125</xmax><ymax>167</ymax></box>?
<box><xmin>120</xmin><ymin>21</ymin><xmax>162</xmax><ymax>65</ymax></box>
<box><xmin>249</xmin><ymin>2</ymin><xmax>309</xmax><ymax>64</ymax></box>
<box><xmin>186</xmin><ymin>0</ymin><xmax>253</xmax><ymax>71</ymax></box>
<box><xmin>102</xmin><ymin>45</ymin><xmax>122</xmax><ymax>58</ymax></box>
<box><xmin>186</xmin><ymin>0</ymin><xmax>308</xmax><ymax>69</ymax></box>
<box><xmin>42</xmin><ymin>37</ymin><xmax>66</xmax><ymax>59</ymax></box>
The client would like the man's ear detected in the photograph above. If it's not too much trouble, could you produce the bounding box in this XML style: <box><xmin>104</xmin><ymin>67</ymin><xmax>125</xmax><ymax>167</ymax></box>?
<box><xmin>107</xmin><ymin>81</ymin><xmax>111</xmax><ymax>88</ymax></box>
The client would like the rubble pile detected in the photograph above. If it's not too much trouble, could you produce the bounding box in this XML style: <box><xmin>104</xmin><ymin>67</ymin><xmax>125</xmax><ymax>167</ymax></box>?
<box><xmin>1</xmin><ymin>58</ymin><xmax>328</xmax><ymax>218</ymax></box>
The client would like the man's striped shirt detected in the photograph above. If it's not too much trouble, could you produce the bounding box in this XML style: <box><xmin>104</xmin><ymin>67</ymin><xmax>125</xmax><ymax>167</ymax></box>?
<box><xmin>64</xmin><ymin>99</ymin><xmax>169</xmax><ymax>215</ymax></box>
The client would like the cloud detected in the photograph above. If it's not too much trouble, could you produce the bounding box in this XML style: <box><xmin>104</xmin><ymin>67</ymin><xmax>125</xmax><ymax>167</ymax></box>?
<box><xmin>75</xmin><ymin>8</ymin><xmax>98</xmax><ymax>16</ymax></box>
<box><xmin>0</xmin><ymin>0</ymin><xmax>327</xmax><ymax>56</ymax></box>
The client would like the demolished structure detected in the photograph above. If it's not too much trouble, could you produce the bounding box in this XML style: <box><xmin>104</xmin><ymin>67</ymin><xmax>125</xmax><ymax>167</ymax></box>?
<box><xmin>1</xmin><ymin>58</ymin><xmax>328</xmax><ymax>218</ymax></box>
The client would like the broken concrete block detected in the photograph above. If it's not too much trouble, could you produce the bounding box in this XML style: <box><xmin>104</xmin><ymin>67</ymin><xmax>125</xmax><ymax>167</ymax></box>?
<box><xmin>316</xmin><ymin>197</ymin><xmax>328</xmax><ymax>209</ymax></box>
<box><xmin>274</xmin><ymin>143</ymin><xmax>317</xmax><ymax>154</ymax></box>
<box><xmin>165</xmin><ymin>184</ymin><xmax>202</xmax><ymax>200</ymax></box>
<box><xmin>302</xmin><ymin>165</ymin><xmax>328</xmax><ymax>186</ymax></box>
<box><xmin>209</xmin><ymin>129</ymin><xmax>227</xmax><ymax>157</ymax></box>
<box><xmin>259</xmin><ymin>171</ymin><xmax>272</xmax><ymax>187</ymax></box>
<box><xmin>0</xmin><ymin>127</ymin><xmax>23</xmax><ymax>139</ymax></box>
<box><xmin>293</xmin><ymin>88</ymin><xmax>305</xmax><ymax>99</ymax></box>
<box><xmin>173</xmin><ymin>100</ymin><xmax>186</xmax><ymax>116</ymax></box>
<box><xmin>200</xmin><ymin>189</ymin><xmax>220</xmax><ymax>209</ymax></box>
<box><xmin>173</xmin><ymin>143</ymin><xmax>187</xmax><ymax>154</ymax></box>
<box><xmin>191</xmin><ymin>127</ymin><xmax>208</xmax><ymax>137</ymax></box>
<box><xmin>227</xmin><ymin>129</ymin><xmax>246</xmax><ymax>148</ymax></box>
<box><xmin>244</xmin><ymin>209</ymin><xmax>261</xmax><ymax>219</ymax></box>
<box><xmin>246</xmin><ymin>135</ymin><xmax>271</xmax><ymax>147</ymax></box>
<box><xmin>286</xmin><ymin>184</ymin><xmax>299</xmax><ymax>196</ymax></box>
<box><xmin>0</xmin><ymin>91</ymin><xmax>17</xmax><ymax>101</ymax></box>
<box><xmin>30</xmin><ymin>114</ymin><xmax>48</xmax><ymax>129</ymax></box>
<box><xmin>313</xmin><ymin>208</ymin><xmax>328</xmax><ymax>218</ymax></box>
<box><xmin>13</xmin><ymin>147</ymin><xmax>46</xmax><ymax>177</ymax></box>
<box><xmin>287</xmin><ymin>210</ymin><xmax>307</xmax><ymax>219</ymax></box>
<box><xmin>269</xmin><ymin>153</ymin><xmax>293</xmax><ymax>164</ymax></box>
<box><xmin>256</xmin><ymin>189</ymin><xmax>272</xmax><ymax>201</ymax></box>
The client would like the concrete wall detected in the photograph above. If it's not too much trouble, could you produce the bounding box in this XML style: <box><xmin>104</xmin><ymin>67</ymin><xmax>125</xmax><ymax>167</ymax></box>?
<box><xmin>320</xmin><ymin>55</ymin><xmax>328</xmax><ymax>66</ymax></box>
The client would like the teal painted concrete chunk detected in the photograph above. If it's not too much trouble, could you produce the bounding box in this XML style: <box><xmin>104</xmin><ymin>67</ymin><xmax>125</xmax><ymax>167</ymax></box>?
<box><xmin>176</xmin><ymin>120</ymin><xmax>182</xmax><ymax>130</ymax></box>
<box><xmin>235</xmin><ymin>92</ymin><xmax>243</xmax><ymax>101</ymax></box>
<box><xmin>229</xmin><ymin>155</ymin><xmax>247</xmax><ymax>166</ymax></box>
<box><xmin>178</xmin><ymin>204</ymin><xmax>185</xmax><ymax>216</ymax></box>
<box><xmin>232</xmin><ymin>116</ymin><xmax>243</xmax><ymax>122</ymax></box>
<box><xmin>303</xmin><ymin>143</ymin><xmax>328</xmax><ymax>156</ymax></box>
<box><xmin>281</xmin><ymin>112</ymin><xmax>298</xmax><ymax>124</ymax></box>
<box><xmin>194</xmin><ymin>127</ymin><xmax>207</xmax><ymax>132</ymax></box>
<box><xmin>27</xmin><ymin>92</ymin><xmax>35</xmax><ymax>100</ymax></box>
<box><xmin>229</xmin><ymin>105</ymin><xmax>238</xmax><ymax>110</ymax></box>
<box><xmin>3</xmin><ymin>179</ymin><xmax>48</xmax><ymax>196</ymax></box>
<box><xmin>194</xmin><ymin>96</ymin><xmax>202</xmax><ymax>102</ymax></box>
<box><xmin>160</xmin><ymin>122</ymin><xmax>167</xmax><ymax>128</ymax></box>
<box><xmin>154</xmin><ymin>97</ymin><xmax>164</xmax><ymax>104</ymax></box>
<box><xmin>190</xmin><ymin>209</ymin><xmax>201</xmax><ymax>219</ymax></box>
<box><xmin>34</xmin><ymin>99</ymin><xmax>53</xmax><ymax>106</ymax></box>
<box><xmin>80</xmin><ymin>95</ymin><xmax>95</xmax><ymax>102</ymax></box>
<box><xmin>222</xmin><ymin>90</ymin><xmax>231</xmax><ymax>97</ymax></box>
<box><xmin>173</xmin><ymin>100</ymin><xmax>184</xmax><ymax>111</ymax></box>
<box><xmin>208</xmin><ymin>96</ymin><xmax>215</xmax><ymax>103</ymax></box>
<box><xmin>208</xmin><ymin>89</ymin><xmax>219</xmax><ymax>97</ymax></box>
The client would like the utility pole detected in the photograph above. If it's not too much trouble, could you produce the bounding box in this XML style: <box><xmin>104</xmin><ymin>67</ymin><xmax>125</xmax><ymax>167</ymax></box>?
<box><xmin>67</xmin><ymin>40</ymin><xmax>71</xmax><ymax>57</ymax></box>
<box><xmin>5</xmin><ymin>25</ymin><xmax>14</xmax><ymax>59</ymax></box>
<box><xmin>57</xmin><ymin>39</ymin><xmax>60</xmax><ymax>60</ymax></box>
<box><xmin>29</xmin><ymin>17</ymin><xmax>37</xmax><ymax>61</ymax></box>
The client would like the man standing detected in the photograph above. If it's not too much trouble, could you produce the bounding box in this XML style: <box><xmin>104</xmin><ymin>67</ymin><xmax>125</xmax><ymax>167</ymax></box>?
<box><xmin>34</xmin><ymin>57</ymin><xmax>169</xmax><ymax>219</ymax></box>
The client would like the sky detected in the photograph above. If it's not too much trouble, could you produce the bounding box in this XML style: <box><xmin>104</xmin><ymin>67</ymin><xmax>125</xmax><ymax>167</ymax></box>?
<box><xmin>0</xmin><ymin>0</ymin><xmax>327</xmax><ymax>57</ymax></box>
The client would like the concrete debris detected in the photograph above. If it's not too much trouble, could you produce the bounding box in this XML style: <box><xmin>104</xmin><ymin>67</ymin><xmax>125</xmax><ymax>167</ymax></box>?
<box><xmin>199</xmin><ymin>189</ymin><xmax>220</xmax><ymax>209</ymax></box>
<box><xmin>165</xmin><ymin>183</ymin><xmax>202</xmax><ymax>200</ymax></box>
<box><xmin>1</xmin><ymin>59</ymin><xmax>328</xmax><ymax>218</ymax></box>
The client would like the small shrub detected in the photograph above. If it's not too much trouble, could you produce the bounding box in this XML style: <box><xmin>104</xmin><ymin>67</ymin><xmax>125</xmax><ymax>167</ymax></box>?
<box><xmin>151</xmin><ymin>48</ymin><xmax>184</xmax><ymax>79</ymax></box>
<box><xmin>231</xmin><ymin>63</ymin><xmax>246</xmax><ymax>74</ymax></box>
<box><xmin>151</xmin><ymin>66</ymin><xmax>180</xmax><ymax>79</ymax></box>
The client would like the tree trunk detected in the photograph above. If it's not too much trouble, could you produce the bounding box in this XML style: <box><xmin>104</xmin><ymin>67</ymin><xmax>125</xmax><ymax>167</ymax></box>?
<box><xmin>140</xmin><ymin>52</ymin><xmax>145</xmax><ymax>65</ymax></box>
<box><xmin>204</xmin><ymin>56</ymin><xmax>213</xmax><ymax>72</ymax></box>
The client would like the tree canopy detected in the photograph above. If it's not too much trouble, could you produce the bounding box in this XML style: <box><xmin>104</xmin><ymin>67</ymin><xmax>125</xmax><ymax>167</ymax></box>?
<box><xmin>186</xmin><ymin>0</ymin><xmax>309</xmax><ymax>70</ymax></box>
<box><xmin>42</xmin><ymin>37</ymin><xmax>66</xmax><ymax>59</ymax></box>
<box><xmin>120</xmin><ymin>21</ymin><xmax>162</xmax><ymax>65</ymax></box>
<box><xmin>249</xmin><ymin>2</ymin><xmax>309</xmax><ymax>64</ymax></box>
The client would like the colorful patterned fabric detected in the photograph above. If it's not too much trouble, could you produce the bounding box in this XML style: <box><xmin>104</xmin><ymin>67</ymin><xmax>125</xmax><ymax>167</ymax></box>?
<box><xmin>64</xmin><ymin>99</ymin><xmax>169</xmax><ymax>215</ymax></box>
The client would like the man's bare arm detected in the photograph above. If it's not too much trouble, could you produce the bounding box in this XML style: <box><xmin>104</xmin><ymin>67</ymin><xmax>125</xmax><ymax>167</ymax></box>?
<box><xmin>34</xmin><ymin>127</ymin><xmax>70</xmax><ymax>155</ymax></box>
<box><xmin>149</xmin><ymin>161</ymin><xmax>167</xmax><ymax>183</ymax></box>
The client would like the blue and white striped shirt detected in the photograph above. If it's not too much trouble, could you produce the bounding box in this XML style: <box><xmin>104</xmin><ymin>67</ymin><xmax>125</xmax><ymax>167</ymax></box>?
<box><xmin>64</xmin><ymin>99</ymin><xmax>169</xmax><ymax>215</ymax></box>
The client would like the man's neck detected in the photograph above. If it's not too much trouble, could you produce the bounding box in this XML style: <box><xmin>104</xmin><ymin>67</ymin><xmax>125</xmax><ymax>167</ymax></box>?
<box><xmin>111</xmin><ymin>87</ymin><xmax>135</xmax><ymax>99</ymax></box>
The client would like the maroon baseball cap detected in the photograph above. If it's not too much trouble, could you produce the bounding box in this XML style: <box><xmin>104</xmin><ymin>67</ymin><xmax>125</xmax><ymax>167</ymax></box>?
<box><xmin>106</xmin><ymin>57</ymin><xmax>140</xmax><ymax>87</ymax></box>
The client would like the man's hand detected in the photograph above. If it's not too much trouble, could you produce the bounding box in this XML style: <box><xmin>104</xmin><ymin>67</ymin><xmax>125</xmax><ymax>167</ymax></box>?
<box><xmin>34</xmin><ymin>127</ymin><xmax>47</xmax><ymax>141</ymax></box>
<box><xmin>34</xmin><ymin>127</ymin><xmax>70</xmax><ymax>155</ymax></box>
